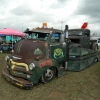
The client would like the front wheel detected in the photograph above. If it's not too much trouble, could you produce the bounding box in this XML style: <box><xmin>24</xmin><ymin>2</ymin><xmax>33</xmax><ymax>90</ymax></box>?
<box><xmin>41</xmin><ymin>67</ymin><xmax>56</xmax><ymax>83</ymax></box>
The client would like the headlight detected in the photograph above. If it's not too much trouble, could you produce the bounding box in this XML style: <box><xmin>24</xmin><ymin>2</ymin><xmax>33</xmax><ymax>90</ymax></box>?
<box><xmin>6</xmin><ymin>65</ymin><xmax>9</xmax><ymax>69</ymax></box>
<box><xmin>26</xmin><ymin>75</ymin><xmax>31</xmax><ymax>79</ymax></box>
<box><xmin>5</xmin><ymin>56</ymin><xmax>9</xmax><ymax>61</ymax></box>
<box><xmin>29</xmin><ymin>63</ymin><xmax>35</xmax><ymax>70</ymax></box>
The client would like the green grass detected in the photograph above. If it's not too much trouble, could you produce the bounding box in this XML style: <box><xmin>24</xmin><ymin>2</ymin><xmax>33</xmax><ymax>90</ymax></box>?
<box><xmin>0</xmin><ymin>53</ymin><xmax>100</xmax><ymax>100</ymax></box>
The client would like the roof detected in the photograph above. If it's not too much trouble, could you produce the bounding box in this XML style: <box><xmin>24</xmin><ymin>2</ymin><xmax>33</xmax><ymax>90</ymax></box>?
<box><xmin>69</xmin><ymin>28</ymin><xmax>90</xmax><ymax>31</ymax></box>
<box><xmin>25</xmin><ymin>27</ymin><xmax>63</xmax><ymax>34</ymax></box>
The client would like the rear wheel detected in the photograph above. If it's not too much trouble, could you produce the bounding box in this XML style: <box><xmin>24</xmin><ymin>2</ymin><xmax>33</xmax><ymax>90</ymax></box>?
<box><xmin>94</xmin><ymin>44</ymin><xmax>98</xmax><ymax>50</ymax></box>
<box><xmin>41</xmin><ymin>67</ymin><xmax>56</xmax><ymax>83</ymax></box>
<box><xmin>94</xmin><ymin>57</ymin><xmax>98</xmax><ymax>63</ymax></box>
<box><xmin>92</xmin><ymin>43</ymin><xmax>98</xmax><ymax>51</ymax></box>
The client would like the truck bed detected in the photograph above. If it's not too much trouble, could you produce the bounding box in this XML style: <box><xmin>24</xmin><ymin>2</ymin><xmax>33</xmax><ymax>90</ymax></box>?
<box><xmin>67</xmin><ymin>45</ymin><xmax>100</xmax><ymax>71</ymax></box>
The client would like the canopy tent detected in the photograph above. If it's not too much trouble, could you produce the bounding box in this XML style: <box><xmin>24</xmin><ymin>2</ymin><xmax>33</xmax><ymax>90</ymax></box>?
<box><xmin>0</xmin><ymin>28</ymin><xmax>25</xmax><ymax>36</ymax></box>
<box><xmin>0</xmin><ymin>28</ymin><xmax>25</xmax><ymax>52</ymax></box>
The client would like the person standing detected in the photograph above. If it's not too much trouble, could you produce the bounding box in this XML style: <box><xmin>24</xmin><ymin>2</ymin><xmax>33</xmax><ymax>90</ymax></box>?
<box><xmin>0</xmin><ymin>42</ymin><xmax>3</xmax><ymax>53</ymax></box>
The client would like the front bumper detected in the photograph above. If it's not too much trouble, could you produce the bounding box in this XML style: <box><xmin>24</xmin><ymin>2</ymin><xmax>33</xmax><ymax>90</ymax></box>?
<box><xmin>2</xmin><ymin>68</ymin><xmax>34</xmax><ymax>89</ymax></box>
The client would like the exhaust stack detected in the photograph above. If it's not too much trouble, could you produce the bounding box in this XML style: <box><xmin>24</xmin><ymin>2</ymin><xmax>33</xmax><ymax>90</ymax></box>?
<box><xmin>65</xmin><ymin>25</ymin><xmax>69</xmax><ymax>70</ymax></box>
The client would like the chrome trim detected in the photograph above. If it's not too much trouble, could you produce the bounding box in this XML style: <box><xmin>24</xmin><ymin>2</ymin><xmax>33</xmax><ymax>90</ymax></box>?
<box><xmin>12</xmin><ymin>56</ymin><xmax>21</xmax><ymax>60</ymax></box>
<box><xmin>50</xmin><ymin>44</ymin><xmax>60</xmax><ymax>46</ymax></box>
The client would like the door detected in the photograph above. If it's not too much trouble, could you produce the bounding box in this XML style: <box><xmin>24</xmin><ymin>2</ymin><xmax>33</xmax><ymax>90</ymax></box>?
<box><xmin>49</xmin><ymin>33</ymin><xmax>65</xmax><ymax>63</ymax></box>
<box><xmin>81</xmin><ymin>30</ymin><xmax>90</xmax><ymax>49</ymax></box>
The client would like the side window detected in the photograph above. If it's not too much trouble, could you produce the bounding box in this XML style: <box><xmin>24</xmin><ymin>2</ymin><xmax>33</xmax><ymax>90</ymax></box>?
<box><xmin>84</xmin><ymin>30</ymin><xmax>90</xmax><ymax>37</ymax></box>
<box><xmin>51</xmin><ymin>33</ymin><xmax>60</xmax><ymax>43</ymax></box>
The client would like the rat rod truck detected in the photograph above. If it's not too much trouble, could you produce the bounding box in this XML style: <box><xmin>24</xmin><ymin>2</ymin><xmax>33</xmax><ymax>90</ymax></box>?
<box><xmin>2</xmin><ymin>25</ymin><xmax>100</xmax><ymax>89</ymax></box>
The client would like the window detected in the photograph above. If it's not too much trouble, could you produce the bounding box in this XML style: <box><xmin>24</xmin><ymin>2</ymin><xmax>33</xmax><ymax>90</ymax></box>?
<box><xmin>51</xmin><ymin>33</ymin><xmax>60</xmax><ymax>42</ymax></box>
<box><xmin>68</xmin><ymin>30</ymin><xmax>82</xmax><ymax>36</ymax></box>
<box><xmin>27</xmin><ymin>33</ymin><xmax>49</xmax><ymax>41</ymax></box>
<box><xmin>84</xmin><ymin>30</ymin><xmax>90</xmax><ymax>36</ymax></box>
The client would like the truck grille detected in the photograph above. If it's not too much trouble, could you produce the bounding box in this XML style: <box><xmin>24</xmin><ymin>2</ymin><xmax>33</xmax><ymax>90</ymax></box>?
<box><xmin>8</xmin><ymin>59</ymin><xmax>32</xmax><ymax>79</ymax></box>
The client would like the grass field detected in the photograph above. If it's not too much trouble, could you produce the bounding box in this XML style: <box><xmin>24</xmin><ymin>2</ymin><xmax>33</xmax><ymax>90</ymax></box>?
<box><xmin>0</xmin><ymin>53</ymin><xmax>100</xmax><ymax>100</ymax></box>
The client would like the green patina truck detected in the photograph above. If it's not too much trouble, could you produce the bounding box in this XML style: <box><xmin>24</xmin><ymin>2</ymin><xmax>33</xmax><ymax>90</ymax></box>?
<box><xmin>2</xmin><ymin>25</ymin><xmax>100</xmax><ymax>89</ymax></box>
<box><xmin>68</xmin><ymin>28</ymin><xmax>98</xmax><ymax>50</ymax></box>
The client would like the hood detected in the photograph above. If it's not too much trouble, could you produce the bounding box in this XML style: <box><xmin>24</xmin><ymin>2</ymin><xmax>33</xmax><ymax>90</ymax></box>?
<box><xmin>12</xmin><ymin>39</ymin><xmax>46</xmax><ymax>63</ymax></box>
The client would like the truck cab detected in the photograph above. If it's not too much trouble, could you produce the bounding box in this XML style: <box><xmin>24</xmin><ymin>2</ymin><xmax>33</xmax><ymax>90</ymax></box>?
<box><xmin>2</xmin><ymin>26</ymin><xmax>100</xmax><ymax>89</ymax></box>
<box><xmin>68</xmin><ymin>29</ymin><xmax>98</xmax><ymax>50</ymax></box>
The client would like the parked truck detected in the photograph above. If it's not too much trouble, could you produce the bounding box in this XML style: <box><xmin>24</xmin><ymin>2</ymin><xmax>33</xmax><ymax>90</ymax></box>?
<box><xmin>68</xmin><ymin>28</ymin><xmax>98</xmax><ymax>50</ymax></box>
<box><xmin>2</xmin><ymin>25</ymin><xmax>100</xmax><ymax>89</ymax></box>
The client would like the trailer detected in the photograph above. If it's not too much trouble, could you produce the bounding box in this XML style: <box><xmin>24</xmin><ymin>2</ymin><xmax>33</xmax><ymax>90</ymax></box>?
<box><xmin>2</xmin><ymin>25</ymin><xmax>100</xmax><ymax>89</ymax></box>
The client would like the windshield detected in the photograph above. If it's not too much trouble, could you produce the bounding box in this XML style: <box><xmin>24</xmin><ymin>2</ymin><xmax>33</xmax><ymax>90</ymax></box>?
<box><xmin>68</xmin><ymin>30</ymin><xmax>82</xmax><ymax>36</ymax></box>
<box><xmin>25</xmin><ymin>32</ymin><xmax>49</xmax><ymax>41</ymax></box>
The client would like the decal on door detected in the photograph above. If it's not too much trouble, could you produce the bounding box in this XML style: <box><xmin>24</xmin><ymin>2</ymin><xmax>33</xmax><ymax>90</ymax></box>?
<box><xmin>54</xmin><ymin>48</ymin><xmax>64</xmax><ymax>59</ymax></box>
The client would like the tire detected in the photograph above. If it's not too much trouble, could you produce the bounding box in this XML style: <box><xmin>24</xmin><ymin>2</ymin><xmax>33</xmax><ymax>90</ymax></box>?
<box><xmin>94</xmin><ymin>57</ymin><xmax>98</xmax><ymax>63</ymax></box>
<box><xmin>94</xmin><ymin>44</ymin><xmax>98</xmax><ymax>50</ymax></box>
<box><xmin>41</xmin><ymin>67</ymin><xmax>56</xmax><ymax>83</ymax></box>
<box><xmin>92</xmin><ymin>43</ymin><xmax>98</xmax><ymax>51</ymax></box>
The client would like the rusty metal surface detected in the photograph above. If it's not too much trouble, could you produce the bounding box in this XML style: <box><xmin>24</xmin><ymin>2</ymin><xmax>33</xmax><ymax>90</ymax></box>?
<box><xmin>13</xmin><ymin>39</ymin><xmax>46</xmax><ymax>63</ymax></box>
<box><xmin>69</xmin><ymin>44</ymin><xmax>96</xmax><ymax>56</ymax></box>
<box><xmin>39</xmin><ymin>59</ymin><xmax>52</xmax><ymax>68</ymax></box>
<box><xmin>31</xmin><ymin>27</ymin><xmax>63</xmax><ymax>33</ymax></box>
<box><xmin>7</xmin><ymin>66</ymin><xmax>33</xmax><ymax>79</ymax></box>
<box><xmin>2</xmin><ymin>68</ymin><xmax>33</xmax><ymax>89</ymax></box>
<box><xmin>13</xmin><ymin>67</ymin><xmax>33</xmax><ymax>74</ymax></box>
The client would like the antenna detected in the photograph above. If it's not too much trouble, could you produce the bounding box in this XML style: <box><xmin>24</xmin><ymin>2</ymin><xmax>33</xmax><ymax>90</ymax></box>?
<box><xmin>22</xmin><ymin>22</ymin><xmax>23</xmax><ymax>32</ymax></box>
<box><xmin>61</xmin><ymin>21</ymin><xmax>63</xmax><ymax>30</ymax></box>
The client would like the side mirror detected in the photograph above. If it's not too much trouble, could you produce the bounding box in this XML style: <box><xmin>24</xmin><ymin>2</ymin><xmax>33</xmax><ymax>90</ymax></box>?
<box><xmin>60</xmin><ymin>33</ymin><xmax>64</xmax><ymax>43</ymax></box>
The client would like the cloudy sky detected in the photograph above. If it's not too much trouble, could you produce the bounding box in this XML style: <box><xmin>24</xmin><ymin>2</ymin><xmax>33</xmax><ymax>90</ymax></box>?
<box><xmin>0</xmin><ymin>0</ymin><xmax>100</xmax><ymax>33</ymax></box>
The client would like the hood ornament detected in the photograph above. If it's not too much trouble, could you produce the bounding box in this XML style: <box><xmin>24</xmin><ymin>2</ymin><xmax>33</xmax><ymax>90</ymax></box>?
<box><xmin>12</xmin><ymin>56</ymin><xmax>22</xmax><ymax>60</ymax></box>
<box><xmin>34</xmin><ymin>48</ymin><xmax>43</xmax><ymax>55</ymax></box>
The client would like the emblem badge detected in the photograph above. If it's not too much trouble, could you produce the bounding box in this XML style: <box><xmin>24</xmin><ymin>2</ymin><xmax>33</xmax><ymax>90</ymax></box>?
<box><xmin>54</xmin><ymin>48</ymin><xmax>64</xmax><ymax>59</ymax></box>
<box><xmin>34</xmin><ymin>48</ymin><xmax>43</xmax><ymax>55</ymax></box>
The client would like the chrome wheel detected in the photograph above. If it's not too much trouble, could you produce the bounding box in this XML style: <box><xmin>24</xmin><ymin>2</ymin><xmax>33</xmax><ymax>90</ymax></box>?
<box><xmin>41</xmin><ymin>67</ymin><xmax>55</xmax><ymax>83</ymax></box>
<box><xmin>45</xmin><ymin>69</ymin><xmax>54</xmax><ymax>80</ymax></box>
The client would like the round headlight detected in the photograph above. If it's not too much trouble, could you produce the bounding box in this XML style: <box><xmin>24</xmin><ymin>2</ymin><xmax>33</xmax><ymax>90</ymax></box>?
<box><xmin>6</xmin><ymin>65</ymin><xmax>9</xmax><ymax>69</ymax></box>
<box><xmin>5</xmin><ymin>56</ymin><xmax>9</xmax><ymax>61</ymax></box>
<box><xmin>29</xmin><ymin>63</ymin><xmax>35</xmax><ymax>70</ymax></box>
<box><xmin>26</xmin><ymin>75</ymin><xmax>31</xmax><ymax>79</ymax></box>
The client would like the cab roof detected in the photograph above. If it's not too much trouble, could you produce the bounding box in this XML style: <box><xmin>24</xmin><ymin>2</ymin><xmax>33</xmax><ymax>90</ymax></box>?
<box><xmin>25</xmin><ymin>28</ymin><xmax>63</xmax><ymax>34</ymax></box>
<box><xmin>68</xmin><ymin>28</ymin><xmax>90</xmax><ymax>31</ymax></box>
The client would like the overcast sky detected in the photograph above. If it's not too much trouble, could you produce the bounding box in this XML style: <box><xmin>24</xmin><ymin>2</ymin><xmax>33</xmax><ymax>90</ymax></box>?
<box><xmin>0</xmin><ymin>0</ymin><xmax>100</xmax><ymax>33</ymax></box>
